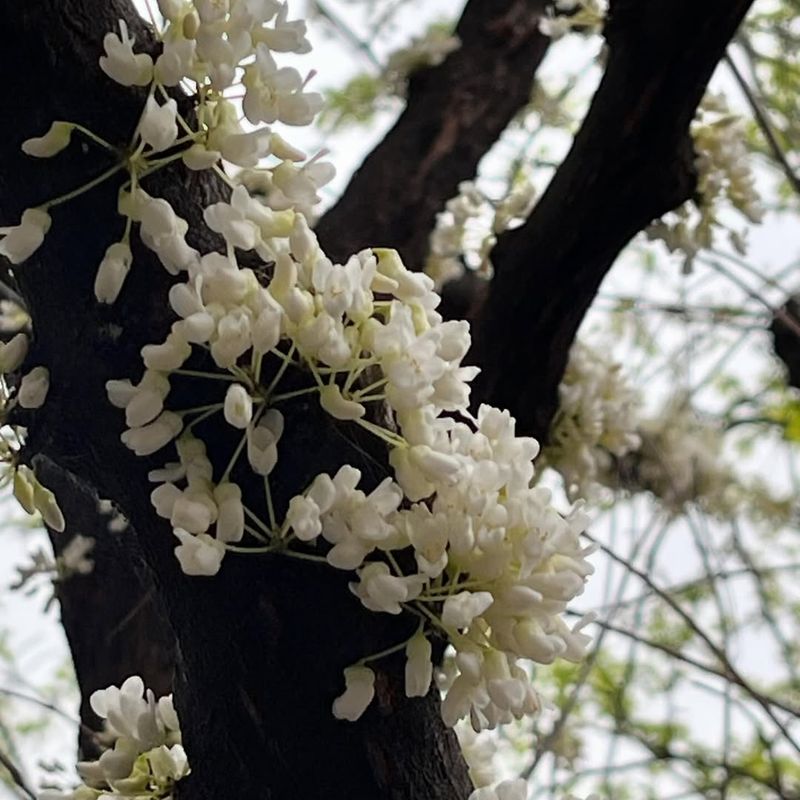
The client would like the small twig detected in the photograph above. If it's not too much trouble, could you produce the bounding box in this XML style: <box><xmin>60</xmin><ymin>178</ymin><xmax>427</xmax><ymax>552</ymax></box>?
<box><xmin>0</xmin><ymin>745</ymin><xmax>36</xmax><ymax>800</ymax></box>
<box><xmin>584</xmin><ymin>533</ymin><xmax>800</xmax><ymax>753</ymax></box>
<box><xmin>725</xmin><ymin>47</ymin><xmax>800</xmax><ymax>196</ymax></box>
<box><xmin>0</xmin><ymin>686</ymin><xmax>97</xmax><ymax>740</ymax></box>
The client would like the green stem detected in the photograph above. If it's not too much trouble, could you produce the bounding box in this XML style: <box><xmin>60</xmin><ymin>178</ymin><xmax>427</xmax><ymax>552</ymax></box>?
<box><xmin>184</xmin><ymin>405</ymin><xmax>222</xmax><ymax>431</ymax></box>
<box><xmin>243</xmin><ymin>504</ymin><xmax>276</xmax><ymax>538</ymax></box>
<box><xmin>179</xmin><ymin>402</ymin><xmax>224</xmax><ymax>417</ymax></box>
<box><xmin>173</xmin><ymin>369</ymin><xmax>237</xmax><ymax>382</ymax></box>
<box><xmin>264</xmin><ymin>476</ymin><xmax>277</xmax><ymax>530</ymax></box>
<box><xmin>270</xmin><ymin>386</ymin><xmax>321</xmax><ymax>403</ymax></box>
<box><xmin>41</xmin><ymin>162</ymin><xmax>126</xmax><ymax>211</ymax></box>
<box><xmin>282</xmin><ymin>549</ymin><xmax>329</xmax><ymax>564</ymax></box>
<box><xmin>355</xmin><ymin>418</ymin><xmax>406</xmax><ymax>447</ymax></box>
<box><xmin>220</xmin><ymin>431</ymin><xmax>248</xmax><ymax>483</ymax></box>
<box><xmin>71</xmin><ymin>123</ymin><xmax>119</xmax><ymax>154</ymax></box>
<box><xmin>357</xmin><ymin>636</ymin><xmax>413</xmax><ymax>666</ymax></box>
<box><xmin>265</xmin><ymin>344</ymin><xmax>298</xmax><ymax>396</ymax></box>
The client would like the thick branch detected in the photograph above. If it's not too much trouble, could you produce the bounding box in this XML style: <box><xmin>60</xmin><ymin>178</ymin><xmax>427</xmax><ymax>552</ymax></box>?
<box><xmin>38</xmin><ymin>459</ymin><xmax>174</xmax><ymax>759</ymax></box>
<box><xmin>315</xmin><ymin>0</ymin><xmax>550</xmax><ymax>267</ymax></box>
<box><xmin>472</xmin><ymin>0</ymin><xmax>756</xmax><ymax>441</ymax></box>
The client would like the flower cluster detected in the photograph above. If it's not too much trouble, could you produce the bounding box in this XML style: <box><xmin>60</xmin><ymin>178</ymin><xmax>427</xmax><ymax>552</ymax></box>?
<box><xmin>647</xmin><ymin>93</ymin><xmax>764</xmax><ymax>270</ymax></box>
<box><xmin>543</xmin><ymin>341</ymin><xmax>641</xmax><ymax>502</ymax></box>
<box><xmin>120</xmin><ymin>214</ymin><xmax>595</xmax><ymax>728</ymax></box>
<box><xmin>13</xmin><ymin>0</ymin><xmax>595</xmax><ymax>740</ymax></box>
<box><xmin>426</xmin><ymin>177</ymin><xmax>537</xmax><ymax>289</ymax></box>
<box><xmin>39</xmin><ymin>677</ymin><xmax>187</xmax><ymax>800</ymax></box>
<box><xmin>612</xmin><ymin>396</ymin><xmax>792</xmax><ymax>522</ymax></box>
<box><xmin>0</xmin><ymin>328</ymin><xmax>64</xmax><ymax>531</ymax></box>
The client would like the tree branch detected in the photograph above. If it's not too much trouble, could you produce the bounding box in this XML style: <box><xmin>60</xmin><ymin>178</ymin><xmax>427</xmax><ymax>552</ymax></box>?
<box><xmin>472</xmin><ymin>0</ymin><xmax>757</xmax><ymax>441</ymax></box>
<box><xmin>315</xmin><ymin>0</ymin><xmax>551</xmax><ymax>268</ymax></box>
<box><xmin>37</xmin><ymin>458</ymin><xmax>175</xmax><ymax>759</ymax></box>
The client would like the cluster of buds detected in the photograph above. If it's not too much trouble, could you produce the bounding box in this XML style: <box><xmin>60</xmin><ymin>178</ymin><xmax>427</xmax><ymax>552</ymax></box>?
<box><xmin>426</xmin><ymin>178</ymin><xmax>537</xmax><ymax>289</ymax></box>
<box><xmin>40</xmin><ymin>677</ymin><xmax>186</xmax><ymax>800</ymax></box>
<box><xmin>543</xmin><ymin>341</ymin><xmax>641</xmax><ymax>501</ymax></box>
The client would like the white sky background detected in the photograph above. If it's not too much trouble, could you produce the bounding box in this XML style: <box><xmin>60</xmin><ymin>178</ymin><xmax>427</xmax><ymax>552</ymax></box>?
<box><xmin>2</xmin><ymin>1</ymin><xmax>799</xmax><ymax>797</ymax></box>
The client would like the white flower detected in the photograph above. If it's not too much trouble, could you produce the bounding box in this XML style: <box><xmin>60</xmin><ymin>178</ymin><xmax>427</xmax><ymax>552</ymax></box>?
<box><xmin>149</xmin><ymin>743</ymin><xmax>190</xmax><ymax>782</ymax></box>
<box><xmin>0</xmin><ymin>333</ymin><xmax>29</xmax><ymax>373</ymax></box>
<box><xmin>409</xmin><ymin>444</ymin><xmax>461</xmax><ymax>482</ymax></box>
<box><xmin>13</xmin><ymin>465</ymin><xmax>36</xmax><ymax>514</ymax></box>
<box><xmin>254</xmin><ymin>3</ymin><xmax>312</xmax><ymax>53</ymax></box>
<box><xmin>21</xmin><ymin>122</ymin><xmax>73</xmax><ymax>158</ymax></box>
<box><xmin>442</xmin><ymin>591</ymin><xmax>494</xmax><ymax>629</ymax></box>
<box><xmin>89</xmin><ymin>675</ymin><xmax>162</xmax><ymax>750</ymax></box>
<box><xmin>174</xmin><ymin>530</ymin><xmax>226</xmax><ymax>576</ymax></box>
<box><xmin>204</xmin><ymin>193</ymin><xmax>260</xmax><ymax>251</ymax></box>
<box><xmin>214</xmin><ymin>482</ymin><xmax>245</xmax><ymax>543</ymax></box>
<box><xmin>100</xmin><ymin>19</ymin><xmax>154</xmax><ymax>87</ymax></box>
<box><xmin>319</xmin><ymin>384</ymin><xmax>365</xmax><ymax>421</ymax></box>
<box><xmin>0</xmin><ymin>208</ymin><xmax>51</xmax><ymax>264</ymax></box>
<box><xmin>120</xmin><ymin>371</ymin><xmax>171</xmax><ymax>427</ymax></box>
<box><xmin>138</xmin><ymin>96</ymin><xmax>179</xmax><ymax>153</ymax></box>
<box><xmin>137</xmin><ymin>195</ymin><xmax>199</xmax><ymax>274</ymax></box>
<box><xmin>182</xmin><ymin>143</ymin><xmax>222</xmax><ymax>171</ymax></box>
<box><xmin>155</xmin><ymin>37</ymin><xmax>197</xmax><ymax>86</ymax></box>
<box><xmin>0</xmin><ymin>300</ymin><xmax>29</xmax><ymax>334</ymax></box>
<box><xmin>349</xmin><ymin>562</ymin><xmax>423</xmax><ymax>615</ymax></box>
<box><xmin>286</xmin><ymin>494</ymin><xmax>322</xmax><ymax>541</ymax></box>
<box><xmin>18</xmin><ymin>366</ymin><xmax>50</xmax><ymax>408</ymax></box>
<box><xmin>171</xmin><ymin>490</ymin><xmax>216</xmax><ymax>534</ymax></box>
<box><xmin>94</xmin><ymin>242</ymin><xmax>133</xmax><ymax>304</ymax></box>
<box><xmin>332</xmin><ymin>665</ymin><xmax>375</xmax><ymax>722</ymax></box>
<box><xmin>224</xmin><ymin>384</ymin><xmax>254</xmax><ymax>429</ymax></box>
<box><xmin>405</xmin><ymin>631</ymin><xmax>432</xmax><ymax>697</ymax></box>
<box><xmin>151</xmin><ymin>482</ymin><xmax>181</xmax><ymax>519</ymax></box>
<box><xmin>213</xmin><ymin>125</ymin><xmax>273</xmax><ymax>168</ymax></box>
<box><xmin>252</xmin><ymin>301</ymin><xmax>283</xmax><ymax>353</ymax></box>
<box><xmin>34</xmin><ymin>480</ymin><xmax>66</xmax><ymax>532</ymax></box>
<box><xmin>121</xmin><ymin>411</ymin><xmax>183</xmax><ymax>456</ymax></box>
<box><xmin>195</xmin><ymin>0</ymin><xmax>230</xmax><ymax>22</ymax></box>
<box><xmin>271</xmin><ymin>158</ymin><xmax>335</xmax><ymax>210</ymax></box>
<box><xmin>211</xmin><ymin>310</ymin><xmax>252</xmax><ymax>367</ymax></box>
<box><xmin>246</xmin><ymin>409</ymin><xmax>284</xmax><ymax>475</ymax></box>
<box><xmin>142</xmin><ymin>331</ymin><xmax>192</xmax><ymax>371</ymax></box>
<box><xmin>242</xmin><ymin>44</ymin><xmax>323</xmax><ymax>126</ymax></box>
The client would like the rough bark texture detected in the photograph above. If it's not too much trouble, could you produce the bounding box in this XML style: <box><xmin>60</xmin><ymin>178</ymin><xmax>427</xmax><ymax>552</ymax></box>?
<box><xmin>0</xmin><ymin>0</ymin><xmax>757</xmax><ymax>797</ymax></box>
<box><xmin>40</xmin><ymin>458</ymin><xmax>175</xmax><ymax>759</ymax></box>
<box><xmin>315</xmin><ymin>0</ymin><xmax>551</xmax><ymax>267</ymax></box>
<box><xmin>471</xmin><ymin>0</ymin><xmax>757</xmax><ymax>442</ymax></box>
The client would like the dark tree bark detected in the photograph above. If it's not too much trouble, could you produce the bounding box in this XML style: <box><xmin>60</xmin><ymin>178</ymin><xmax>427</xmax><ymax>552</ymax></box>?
<box><xmin>771</xmin><ymin>296</ymin><xmax>800</xmax><ymax>389</ymax></box>
<box><xmin>315</xmin><ymin>0</ymin><xmax>551</xmax><ymax>267</ymax></box>
<box><xmin>472</xmin><ymin>0</ymin><xmax>757</xmax><ymax>441</ymax></box>
<box><xmin>0</xmin><ymin>0</ymin><xmax>756</xmax><ymax>798</ymax></box>
<box><xmin>40</xmin><ymin>458</ymin><xmax>175</xmax><ymax>758</ymax></box>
